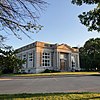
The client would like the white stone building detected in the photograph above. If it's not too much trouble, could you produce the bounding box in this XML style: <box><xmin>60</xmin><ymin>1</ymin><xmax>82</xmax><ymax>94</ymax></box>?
<box><xmin>16</xmin><ymin>41</ymin><xmax>80</xmax><ymax>73</ymax></box>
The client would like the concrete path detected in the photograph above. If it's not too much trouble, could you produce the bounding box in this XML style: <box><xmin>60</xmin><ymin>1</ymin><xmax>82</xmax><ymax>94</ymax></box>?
<box><xmin>0</xmin><ymin>75</ymin><xmax>100</xmax><ymax>94</ymax></box>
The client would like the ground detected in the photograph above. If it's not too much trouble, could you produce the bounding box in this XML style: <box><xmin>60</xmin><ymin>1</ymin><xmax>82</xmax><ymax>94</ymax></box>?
<box><xmin>0</xmin><ymin>75</ymin><xmax>100</xmax><ymax>94</ymax></box>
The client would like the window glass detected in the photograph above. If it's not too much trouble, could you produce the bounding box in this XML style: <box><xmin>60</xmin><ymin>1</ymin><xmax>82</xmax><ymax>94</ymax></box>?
<box><xmin>22</xmin><ymin>54</ymin><xmax>27</xmax><ymax>63</ymax></box>
<box><xmin>42</xmin><ymin>52</ymin><xmax>51</xmax><ymax>67</ymax></box>
<box><xmin>29</xmin><ymin>52</ymin><xmax>33</xmax><ymax>61</ymax></box>
<box><xmin>60</xmin><ymin>54</ymin><xmax>64</xmax><ymax>59</ymax></box>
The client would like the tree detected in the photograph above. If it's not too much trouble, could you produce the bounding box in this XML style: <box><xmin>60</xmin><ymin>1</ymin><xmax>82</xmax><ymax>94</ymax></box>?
<box><xmin>0</xmin><ymin>48</ymin><xmax>25</xmax><ymax>74</ymax></box>
<box><xmin>79</xmin><ymin>38</ymin><xmax>100</xmax><ymax>71</ymax></box>
<box><xmin>0</xmin><ymin>1</ymin><xmax>47</xmax><ymax>70</ymax></box>
<box><xmin>0</xmin><ymin>0</ymin><xmax>47</xmax><ymax>39</ymax></box>
<box><xmin>0</xmin><ymin>35</ymin><xmax>12</xmax><ymax>50</ymax></box>
<box><xmin>72</xmin><ymin>0</ymin><xmax>100</xmax><ymax>32</ymax></box>
<box><xmin>0</xmin><ymin>36</ymin><xmax>25</xmax><ymax>74</ymax></box>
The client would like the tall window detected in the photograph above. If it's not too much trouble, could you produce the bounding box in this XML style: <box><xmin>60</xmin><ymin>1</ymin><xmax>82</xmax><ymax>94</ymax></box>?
<box><xmin>23</xmin><ymin>54</ymin><xmax>26</xmax><ymax>61</ymax></box>
<box><xmin>71</xmin><ymin>55</ymin><xmax>76</xmax><ymax>67</ymax></box>
<box><xmin>29</xmin><ymin>53</ymin><xmax>33</xmax><ymax>61</ymax></box>
<box><xmin>42</xmin><ymin>52</ymin><xmax>51</xmax><ymax>67</ymax></box>
<box><xmin>22</xmin><ymin>54</ymin><xmax>27</xmax><ymax>68</ymax></box>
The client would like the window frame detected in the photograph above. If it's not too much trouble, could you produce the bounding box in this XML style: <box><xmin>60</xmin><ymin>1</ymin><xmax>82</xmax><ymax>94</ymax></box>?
<box><xmin>42</xmin><ymin>52</ymin><xmax>51</xmax><ymax>67</ymax></box>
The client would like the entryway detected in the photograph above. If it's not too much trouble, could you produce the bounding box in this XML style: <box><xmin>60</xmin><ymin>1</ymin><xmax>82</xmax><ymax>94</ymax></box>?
<box><xmin>60</xmin><ymin>59</ymin><xmax>66</xmax><ymax>71</ymax></box>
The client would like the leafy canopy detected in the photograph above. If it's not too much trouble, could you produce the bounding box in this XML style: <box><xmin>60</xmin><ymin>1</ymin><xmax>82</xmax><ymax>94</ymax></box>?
<box><xmin>0</xmin><ymin>48</ymin><xmax>25</xmax><ymax>74</ymax></box>
<box><xmin>72</xmin><ymin>0</ymin><xmax>100</xmax><ymax>32</ymax></box>
<box><xmin>79</xmin><ymin>38</ymin><xmax>100</xmax><ymax>71</ymax></box>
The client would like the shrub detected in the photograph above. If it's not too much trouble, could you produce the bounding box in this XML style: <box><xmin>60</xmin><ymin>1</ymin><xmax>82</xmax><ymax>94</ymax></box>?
<box><xmin>42</xmin><ymin>69</ymin><xmax>60</xmax><ymax>73</ymax></box>
<box><xmin>0</xmin><ymin>70</ymin><xmax>2</xmax><ymax>75</ymax></box>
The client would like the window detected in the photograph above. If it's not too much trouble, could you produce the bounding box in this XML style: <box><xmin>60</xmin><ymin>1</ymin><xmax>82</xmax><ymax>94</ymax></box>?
<box><xmin>42</xmin><ymin>52</ymin><xmax>51</xmax><ymax>67</ymax></box>
<box><xmin>60</xmin><ymin>54</ymin><xmax>64</xmax><ymax>59</ymax></box>
<box><xmin>71</xmin><ymin>55</ymin><xmax>76</xmax><ymax>68</ymax></box>
<box><xmin>23</xmin><ymin>54</ymin><xmax>26</xmax><ymax>60</ymax></box>
<box><xmin>29</xmin><ymin>53</ymin><xmax>33</xmax><ymax>61</ymax></box>
<box><xmin>71</xmin><ymin>56</ymin><xmax>75</xmax><ymax>62</ymax></box>
<box><xmin>44</xmin><ymin>44</ymin><xmax>49</xmax><ymax>47</ymax></box>
<box><xmin>22</xmin><ymin>54</ymin><xmax>27</xmax><ymax>64</ymax></box>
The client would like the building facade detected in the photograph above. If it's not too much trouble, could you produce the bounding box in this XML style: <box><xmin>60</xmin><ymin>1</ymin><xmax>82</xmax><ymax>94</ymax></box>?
<box><xmin>16</xmin><ymin>41</ymin><xmax>80</xmax><ymax>73</ymax></box>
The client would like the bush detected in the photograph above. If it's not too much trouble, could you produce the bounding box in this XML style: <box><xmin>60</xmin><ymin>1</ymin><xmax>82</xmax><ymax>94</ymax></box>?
<box><xmin>0</xmin><ymin>70</ymin><xmax>2</xmax><ymax>75</ymax></box>
<box><xmin>42</xmin><ymin>69</ymin><xmax>60</xmax><ymax>73</ymax></box>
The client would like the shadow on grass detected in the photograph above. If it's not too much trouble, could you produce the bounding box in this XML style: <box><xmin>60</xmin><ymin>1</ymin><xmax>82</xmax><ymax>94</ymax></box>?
<box><xmin>90</xmin><ymin>74</ymin><xmax>100</xmax><ymax>76</ymax></box>
<box><xmin>76</xmin><ymin>96</ymin><xmax>100</xmax><ymax>100</ymax></box>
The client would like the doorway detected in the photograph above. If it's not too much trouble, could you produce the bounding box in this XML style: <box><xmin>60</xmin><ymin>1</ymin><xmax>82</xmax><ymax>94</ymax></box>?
<box><xmin>60</xmin><ymin>59</ymin><xmax>66</xmax><ymax>70</ymax></box>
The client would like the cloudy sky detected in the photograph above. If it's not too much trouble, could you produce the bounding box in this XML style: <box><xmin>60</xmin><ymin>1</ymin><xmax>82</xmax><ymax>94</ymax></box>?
<box><xmin>4</xmin><ymin>0</ymin><xmax>100</xmax><ymax>49</ymax></box>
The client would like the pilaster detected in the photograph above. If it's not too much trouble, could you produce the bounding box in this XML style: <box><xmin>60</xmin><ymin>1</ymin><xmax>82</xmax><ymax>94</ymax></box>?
<box><xmin>68</xmin><ymin>53</ymin><xmax>72</xmax><ymax>71</ymax></box>
<box><xmin>77</xmin><ymin>54</ymin><xmax>80</xmax><ymax>70</ymax></box>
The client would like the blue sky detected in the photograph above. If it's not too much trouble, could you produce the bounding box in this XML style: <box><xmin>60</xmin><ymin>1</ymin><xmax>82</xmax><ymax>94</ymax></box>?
<box><xmin>4</xmin><ymin>0</ymin><xmax>100</xmax><ymax>49</ymax></box>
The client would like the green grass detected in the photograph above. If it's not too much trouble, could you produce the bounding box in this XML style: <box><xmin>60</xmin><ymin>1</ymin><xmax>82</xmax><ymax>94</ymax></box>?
<box><xmin>1</xmin><ymin>72</ymin><xmax>100</xmax><ymax>77</ymax></box>
<box><xmin>0</xmin><ymin>93</ymin><xmax>100</xmax><ymax>100</ymax></box>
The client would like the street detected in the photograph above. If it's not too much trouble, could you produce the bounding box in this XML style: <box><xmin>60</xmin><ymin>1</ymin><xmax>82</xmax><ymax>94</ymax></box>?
<box><xmin>0</xmin><ymin>75</ymin><xmax>100</xmax><ymax>94</ymax></box>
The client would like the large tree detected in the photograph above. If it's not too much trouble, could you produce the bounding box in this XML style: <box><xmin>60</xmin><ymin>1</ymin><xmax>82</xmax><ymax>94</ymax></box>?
<box><xmin>0</xmin><ymin>0</ymin><xmax>47</xmax><ymax>39</ymax></box>
<box><xmin>79</xmin><ymin>38</ymin><xmax>100</xmax><ymax>71</ymax></box>
<box><xmin>0</xmin><ymin>0</ymin><xmax>47</xmax><ymax>70</ymax></box>
<box><xmin>0</xmin><ymin>35</ymin><xmax>24</xmax><ymax>74</ymax></box>
<box><xmin>72</xmin><ymin>0</ymin><xmax>100</xmax><ymax>32</ymax></box>
<box><xmin>0</xmin><ymin>48</ymin><xmax>25</xmax><ymax>74</ymax></box>
<box><xmin>0</xmin><ymin>32</ymin><xmax>24</xmax><ymax>74</ymax></box>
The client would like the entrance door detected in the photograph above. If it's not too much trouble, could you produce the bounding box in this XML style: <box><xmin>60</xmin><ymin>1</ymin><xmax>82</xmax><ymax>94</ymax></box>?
<box><xmin>60</xmin><ymin>59</ymin><xmax>65</xmax><ymax>70</ymax></box>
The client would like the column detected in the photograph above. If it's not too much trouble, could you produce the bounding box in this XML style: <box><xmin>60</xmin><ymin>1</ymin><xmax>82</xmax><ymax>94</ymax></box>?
<box><xmin>34</xmin><ymin>49</ymin><xmax>37</xmax><ymax>68</ymax></box>
<box><xmin>35</xmin><ymin>51</ymin><xmax>40</xmax><ymax>68</ymax></box>
<box><xmin>56</xmin><ymin>52</ymin><xmax>60</xmax><ymax>70</ymax></box>
<box><xmin>58</xmin><ymin>52</ymin><xmax>60</xmax><ymax>70</ymax></box>
<box><xmin>26</xmin><ymin>52</ymin><xmax>28</xmax><ymax>68</ymax></box>
<box><xmin>33</xmin><ymin>50</ymin><xmax>35</xmax><ymax>67</ymax></box>
<box><xmin>68</xmin><ymin>53</ymin><xmax>71</xmax><ymax>71</ymax></box>
<box><xmin>77</xmin><ymin>54</ymin><xmax>80</xmax><ymax>70</ymax></box>
<box><xmin>53</xmin><ymin>51</ymin><xmax>57</xmax><ymax>70</ymax></box>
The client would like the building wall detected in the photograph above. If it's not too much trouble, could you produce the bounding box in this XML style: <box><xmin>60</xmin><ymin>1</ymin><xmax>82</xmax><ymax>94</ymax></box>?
<box><xmin>16</xmin><ymin>41</ymin><xmax>80</xmax><ymax>73</ymax></box>
<box><xmin>17</xmin><ymin>48</ymin><xmax>36</xmax><ymax>73</ymax></box>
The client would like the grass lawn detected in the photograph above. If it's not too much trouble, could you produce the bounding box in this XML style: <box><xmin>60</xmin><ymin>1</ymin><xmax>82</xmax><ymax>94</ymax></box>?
<box><xmin>0</xmin><ymin>93</ymin><xmax>100</xmax><ymax>100</ymax></box>
<box><xmin>1</xmin><ymin>72</ymin><xmax>100</xmax><ymax>77</ymax></box>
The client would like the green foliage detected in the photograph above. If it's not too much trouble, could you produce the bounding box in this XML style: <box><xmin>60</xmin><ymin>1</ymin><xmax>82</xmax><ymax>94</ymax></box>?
<box><xmin>72</xmin><ymin>0</ymin><xmax>100</xmax><ymax>32</ymax></box>
<box><xmin>0</xmin><ymin>49</ymin><xmax>25</xmax><ymax>74</ymax></box>
<box><xmin>79</xmin><ymin>38</ymin><xmax>100</xmax><ymax>71</ymax></box>
<box><xmin>71</xmin><ymin>0</ymin><xmax>99</xmax><ymax>5</ymax></box>
<box><xmin>42</xmin><ymin>69</ymin><xmax>60</xmax><ymax>73</ymax></box>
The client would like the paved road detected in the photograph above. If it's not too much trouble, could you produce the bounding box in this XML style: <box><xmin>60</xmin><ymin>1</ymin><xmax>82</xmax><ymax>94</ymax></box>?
<box><xmin>0</xmin><ymin>75</ymin><xmax>100</xmax><ymax>94</ymax></box>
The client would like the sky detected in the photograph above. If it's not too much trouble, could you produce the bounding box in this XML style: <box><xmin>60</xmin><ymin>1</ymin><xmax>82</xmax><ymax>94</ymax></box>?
<box><xmin>4</xmin><ymin>0</ymin><xmax>100</xmax><ymax>49</ymax></box>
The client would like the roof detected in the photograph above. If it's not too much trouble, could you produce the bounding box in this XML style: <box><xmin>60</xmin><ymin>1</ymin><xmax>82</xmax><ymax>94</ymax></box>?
<box><xmin>16</xmin><ymin>41</ymin><xmax>79</xmax><ymax>53</ymax></box>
